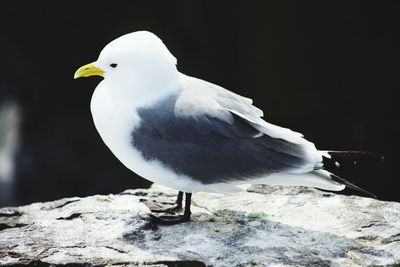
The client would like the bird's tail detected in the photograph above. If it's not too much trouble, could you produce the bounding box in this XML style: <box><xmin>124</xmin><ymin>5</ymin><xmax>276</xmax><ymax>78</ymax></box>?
<box><xmin>319</xmin><ymin>151</ymin><xmax>384</xmax><ymax>198</ymax></box>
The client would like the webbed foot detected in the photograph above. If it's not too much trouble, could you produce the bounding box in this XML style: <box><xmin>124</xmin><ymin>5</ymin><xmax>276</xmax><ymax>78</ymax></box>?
<box><xmin>150</xmin><ymin>212</ymin><xmax>190</xmax><ymax>225</ymax></box>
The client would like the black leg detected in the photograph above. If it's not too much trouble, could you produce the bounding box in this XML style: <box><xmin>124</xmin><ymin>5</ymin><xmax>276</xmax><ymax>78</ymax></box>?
<box><xmin>183</xmin><ymin>192</ymin><xmax>191</xmax><ymax>219</ymax></box>
<box><xmin>176</xmin><ymin>191</ymin><xmax>183</xmax><ymax>209</ymax></box>
<box><xmin>150</xmin><ymin>192</ymin><xmax>192</xmax><ymax>225</ymax></box>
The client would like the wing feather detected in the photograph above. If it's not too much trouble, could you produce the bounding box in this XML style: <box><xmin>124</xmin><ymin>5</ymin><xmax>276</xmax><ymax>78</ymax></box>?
<box><xmin>177</xmin><ymin>74</ymin><xmax>323</xmax><ymax>168</ymax></box>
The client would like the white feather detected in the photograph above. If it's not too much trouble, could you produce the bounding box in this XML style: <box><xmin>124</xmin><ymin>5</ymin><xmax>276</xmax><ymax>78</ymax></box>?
<box><xmin>88</xmin><ymin>31</ymin><xmax>345</xmax><ymax>194</ymax></box>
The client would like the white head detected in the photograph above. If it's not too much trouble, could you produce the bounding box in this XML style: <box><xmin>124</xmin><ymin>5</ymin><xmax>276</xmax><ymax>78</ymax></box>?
<box><xmin>74</xmin><ymin>31</ymin><xmax>180</xmax><ymax>105</ymax></box>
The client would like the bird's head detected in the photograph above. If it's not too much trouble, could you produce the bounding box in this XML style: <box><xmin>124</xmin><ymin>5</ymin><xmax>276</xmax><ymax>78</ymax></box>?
<box><xmin>74</xmin><ymin>31</ymin><xmax>179</xmax><ymax>101</ymax></box>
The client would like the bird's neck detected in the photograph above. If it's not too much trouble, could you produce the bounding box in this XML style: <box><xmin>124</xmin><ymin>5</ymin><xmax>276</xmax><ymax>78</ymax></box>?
<box><xmin>105</xmin><ymin>68</ymin><xmax>181</xmax><ymax>109</ymax></box>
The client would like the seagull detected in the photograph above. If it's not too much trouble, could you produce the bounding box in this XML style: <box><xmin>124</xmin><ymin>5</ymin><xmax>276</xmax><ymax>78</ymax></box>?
<box><xmin>74</xmin><ymin>31</ymin><xmax>382</xmax><ymax>224</ymax></box>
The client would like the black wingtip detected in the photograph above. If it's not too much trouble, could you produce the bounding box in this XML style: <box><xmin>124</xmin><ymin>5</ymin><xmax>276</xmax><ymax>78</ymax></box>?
<box><xmin>330</xmin><ymin>174</ymin><xmax>377</xmax><ymax>199</ymax></box>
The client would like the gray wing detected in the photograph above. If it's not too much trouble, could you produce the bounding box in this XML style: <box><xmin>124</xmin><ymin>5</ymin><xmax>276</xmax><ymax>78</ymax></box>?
<box><xmin>131</xmin><ymin>75</ymin><xmax>322</xmax><ymax>184</ymax></box>
<box><xmin>176</xmin><ymin>74</ymin><xmax>323</xmax><ymax>166</ymax></box>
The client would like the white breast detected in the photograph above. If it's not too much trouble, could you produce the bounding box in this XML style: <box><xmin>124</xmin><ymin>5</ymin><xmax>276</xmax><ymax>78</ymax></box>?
<box><xmin>89</xmin><ymin>82</ymin><xmax>209</xmax><ymax>193</ymax></box>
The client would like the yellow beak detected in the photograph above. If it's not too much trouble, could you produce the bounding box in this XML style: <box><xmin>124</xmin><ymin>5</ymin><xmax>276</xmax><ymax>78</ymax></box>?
<box><xmin>74</xmin><ymin>62</ymin><xmax>104</xmax><ymax>79</ymax></box>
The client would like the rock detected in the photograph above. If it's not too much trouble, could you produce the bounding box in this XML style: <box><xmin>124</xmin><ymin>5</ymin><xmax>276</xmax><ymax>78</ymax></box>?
<box><xmin>0</xmin><ymin>184</ymin><xmax>399</xmax><ymax>266</ymax></box>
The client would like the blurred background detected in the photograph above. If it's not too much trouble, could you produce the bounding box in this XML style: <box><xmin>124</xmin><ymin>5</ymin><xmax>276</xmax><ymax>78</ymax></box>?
<box><xmin>0</xmin><ymin>1</ymin><xmax>398</xmax><ymax>207</ymax></box>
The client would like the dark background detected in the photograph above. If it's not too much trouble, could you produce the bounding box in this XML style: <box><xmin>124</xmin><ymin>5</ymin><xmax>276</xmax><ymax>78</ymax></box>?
<box><xmin>0</xmin><ymin>1</ymin><xmax>398</xmax><ymax>207</ymax></box>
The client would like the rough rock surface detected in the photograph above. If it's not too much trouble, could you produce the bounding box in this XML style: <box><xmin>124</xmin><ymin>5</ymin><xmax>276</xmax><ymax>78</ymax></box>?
<box><xmin>0</xmin><ymin>184</ymin><xmax>399</xmax><ymax>267</ymax></box>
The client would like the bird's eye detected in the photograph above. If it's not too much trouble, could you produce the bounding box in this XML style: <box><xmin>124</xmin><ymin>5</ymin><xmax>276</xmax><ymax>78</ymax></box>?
<box><xmin>110</xmin><ymin>63</ymin><xmax>118</xmax><ymax>68</ymax></box>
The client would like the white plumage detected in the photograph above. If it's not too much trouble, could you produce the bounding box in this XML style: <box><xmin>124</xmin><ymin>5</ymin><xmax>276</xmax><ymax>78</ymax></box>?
<box><xmin>80</xmin><ymin>31</ymin><xmax>345</xmax><ymax>194</ymax></box>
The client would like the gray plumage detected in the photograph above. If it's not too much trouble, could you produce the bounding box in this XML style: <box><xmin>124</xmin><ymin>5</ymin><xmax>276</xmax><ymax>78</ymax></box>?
<box><xmin>131</xmin><ymin>75</ymin><xmax>314</xmax><ymax>185</ymax></box>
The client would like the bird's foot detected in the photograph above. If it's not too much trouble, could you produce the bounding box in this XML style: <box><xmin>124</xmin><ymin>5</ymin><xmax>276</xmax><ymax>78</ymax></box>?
<box><xmin>141</xmin><ymin>191</ymin><xmax>191</xmax><ymax>225</ymax></box>
<box><xmin>153</xmin><ymin>204</ymin><xmax>183</xmax><ymax>213</ymax></box>
<box><xmin>150</xmin><ymin>212</ymin><xmax>191</xmax><ymax>225</ymax></box>
<box><xmin>140</xmin><ymin>199</ymin><xmax>183</xmax><ymax>213</ymax></box>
